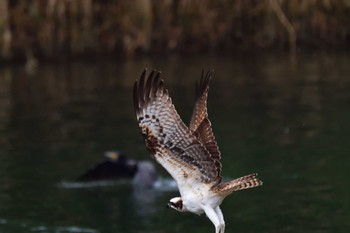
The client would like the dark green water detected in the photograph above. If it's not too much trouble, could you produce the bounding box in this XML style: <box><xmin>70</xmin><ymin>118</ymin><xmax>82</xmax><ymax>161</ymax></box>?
<box><xmin>0</xmin><ymin>52</ymin><xmax>349</xmax><ymax>233</ymax></box>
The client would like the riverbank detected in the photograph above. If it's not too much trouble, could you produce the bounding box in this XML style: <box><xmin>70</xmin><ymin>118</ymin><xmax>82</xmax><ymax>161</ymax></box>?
<box><xmin>0</xmin><ymin>0</ymin><xmax>349</xmax><ymax>63</ymax></box>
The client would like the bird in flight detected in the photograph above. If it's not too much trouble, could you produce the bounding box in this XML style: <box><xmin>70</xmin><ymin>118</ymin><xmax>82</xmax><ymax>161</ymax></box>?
<box><xmin>133</xmin><ymin>69</ymin><xmax>262</xmax><ymax>233</ymax></box>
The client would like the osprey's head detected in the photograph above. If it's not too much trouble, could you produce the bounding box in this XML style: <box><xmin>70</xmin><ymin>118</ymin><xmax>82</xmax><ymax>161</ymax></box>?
<box><xmin>167</xmin><ymin>197</ymin><xmax>184</xmax><ymax>212</ymax></box>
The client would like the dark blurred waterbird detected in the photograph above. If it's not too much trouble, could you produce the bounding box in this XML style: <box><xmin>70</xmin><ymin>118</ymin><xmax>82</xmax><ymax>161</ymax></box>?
<box><xmin>78</xmin><ymin>150</ymin><xmax>157</xmax><ymax>189</ymax></box>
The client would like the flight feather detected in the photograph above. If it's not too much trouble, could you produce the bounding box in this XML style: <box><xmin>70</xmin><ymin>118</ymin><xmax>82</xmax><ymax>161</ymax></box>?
<box><xmin>134</xmin><ymin>69</ymin><xmax>221</xmax><ymax>187</ymax></box>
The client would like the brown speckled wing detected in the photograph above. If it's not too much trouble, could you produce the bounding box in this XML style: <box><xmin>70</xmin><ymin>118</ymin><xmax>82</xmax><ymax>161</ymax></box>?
<box><xmin>189</xmin><ymin>70</ymin><xmax>222</xmax><ymax>183</ymax></box>
<box><xmin>134</xmin><ymin>69</ymin><xmax>220</xmax><ymax>186</ymax></box>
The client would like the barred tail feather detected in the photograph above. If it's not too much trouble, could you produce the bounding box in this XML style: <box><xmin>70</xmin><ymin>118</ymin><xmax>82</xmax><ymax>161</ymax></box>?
<box><xmin>212</xmin><ymin>173</ymin><xmax>263</xmax><ymax>194</ymax></box>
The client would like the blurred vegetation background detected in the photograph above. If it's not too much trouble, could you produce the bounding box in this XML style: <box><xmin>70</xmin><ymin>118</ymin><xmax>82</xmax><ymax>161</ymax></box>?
<box><xmin>0</xmin><ymin>0</ymin><xmax>349</xmax><ymax>63</ymax></box>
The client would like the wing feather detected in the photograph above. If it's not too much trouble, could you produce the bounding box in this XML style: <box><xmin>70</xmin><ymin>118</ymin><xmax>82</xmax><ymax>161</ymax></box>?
<box><xmin>134</xmin><ymin>69</ymin><xmax>220</xmax><ymax>192</ymax></box>
<box><xmin>189</xmin><ymin>69</ymin><xmax>222</xmax><ymax>182</ymax></box>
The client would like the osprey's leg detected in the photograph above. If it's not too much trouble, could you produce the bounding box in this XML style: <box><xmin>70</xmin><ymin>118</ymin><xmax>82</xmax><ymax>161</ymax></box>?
<box><xmin>202</xmin><ymin>205</ymin><xmax>223</xmax><ymax>233</ymax></box>
<box><xmin>215</xmin><ymin>206</ymin><xmax>225</xmax><ymax>233</ymax></box>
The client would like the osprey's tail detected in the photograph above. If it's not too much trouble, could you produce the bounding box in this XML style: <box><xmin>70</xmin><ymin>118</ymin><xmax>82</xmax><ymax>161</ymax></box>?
<box><xmin>212</xmin><ymin>173</ymin><xmax>263</xmax><ymax>194</ymax></box>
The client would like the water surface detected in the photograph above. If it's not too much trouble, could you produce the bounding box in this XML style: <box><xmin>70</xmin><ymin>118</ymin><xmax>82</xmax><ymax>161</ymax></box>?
<box><xmin>0</xmin><ymin>51</ymin><xmax>349</xmax><ymax>233</ymax></box>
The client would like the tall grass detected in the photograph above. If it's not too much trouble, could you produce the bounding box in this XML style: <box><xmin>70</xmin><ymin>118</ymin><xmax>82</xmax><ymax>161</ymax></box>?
<box><xmin>0</xmin><ymin>0</ymin><xmax>349</xmax><ymax>61</ymax></box>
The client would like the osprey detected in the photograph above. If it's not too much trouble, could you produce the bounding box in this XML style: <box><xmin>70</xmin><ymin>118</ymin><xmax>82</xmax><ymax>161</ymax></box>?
<box><xmin>133</xmin><ymin>69</ymin><xmax>262</xmax><ymax>233</ymax></box>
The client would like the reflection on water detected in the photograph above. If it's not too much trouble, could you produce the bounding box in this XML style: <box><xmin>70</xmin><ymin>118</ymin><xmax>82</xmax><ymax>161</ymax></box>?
<box><xmin>31</xmin><ymin>226</ymin><xmax>98</xmax><ymax>233</ymax></box>
<box><xmin>59</xmin><ymin>177</ymin><xmax>177</xmax><ymax>192</ymax></box>
<box><xmin>0</xmin><ymin>52</ymin><xmax>350</xmax><ymax>233</ymax></box>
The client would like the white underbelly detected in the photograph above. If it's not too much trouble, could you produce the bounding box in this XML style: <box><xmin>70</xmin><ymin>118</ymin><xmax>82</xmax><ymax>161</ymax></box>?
<box><xmin>182</xmin><ymin>189</ymin><xmax>224</xmax><ymax>214</ymax></box>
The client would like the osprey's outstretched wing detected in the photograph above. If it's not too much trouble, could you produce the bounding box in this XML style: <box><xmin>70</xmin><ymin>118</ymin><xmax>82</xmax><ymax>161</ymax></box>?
<box><xmin>189</xmin><ymin>70</ymin><xmax>222</xmax><ymax>183</ymax></box>
<box><xmin>134</xmin><ymin>70</ymin><xmax>221</xmax><ymax>193</ymax></box>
